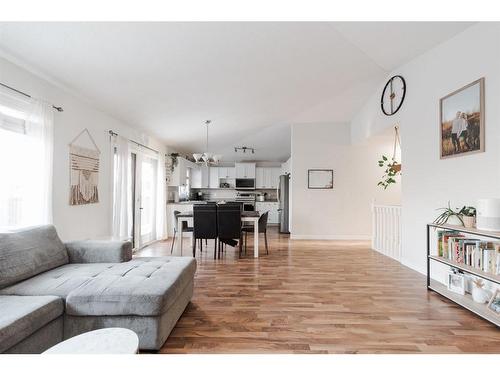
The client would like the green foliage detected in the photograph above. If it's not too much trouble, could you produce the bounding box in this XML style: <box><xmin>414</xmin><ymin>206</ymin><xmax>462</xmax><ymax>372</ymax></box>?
<box><xmin>168</xmin><ymin>153</ymin><xmax>179</xmax><ymax>173</ymax></box>
<box><xmin>377</xmin><ymin>155</ymin><xmax>401</xmax><ymax>190</ymax></box>
<box><xmin>433</xmin><ymin>201</ymin><xmax>465</xmax><ymax>225</ymax></box>
<box><xmin>459</xmin><ymin>206</ymin><xmax>476</xmax><ymax>217</ymax></box>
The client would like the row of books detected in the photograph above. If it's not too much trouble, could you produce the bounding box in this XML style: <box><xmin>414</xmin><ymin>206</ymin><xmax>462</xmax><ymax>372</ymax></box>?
<box><xmin>437</xmin><ymin>230</ymin><xmax>500</xmax><ymax>275</ymax></box>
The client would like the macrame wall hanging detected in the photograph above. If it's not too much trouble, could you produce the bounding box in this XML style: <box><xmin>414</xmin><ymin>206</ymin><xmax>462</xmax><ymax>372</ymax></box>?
<box><xmin>69</xmin><ymin>128</ymin><xmax>101</xmax><ymax>205</ymax></box>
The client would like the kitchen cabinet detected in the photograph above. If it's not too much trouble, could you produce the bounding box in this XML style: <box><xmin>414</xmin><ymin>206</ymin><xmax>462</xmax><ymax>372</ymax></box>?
<box><xmin>271</xmin><ymin>167</ymin><xmax>281</xmax><ymax>188</ymax></box>
<box><xmin>255</xmin><ymin>167</ymin><xmax>281</xmax><ymax>189</ymax></box>
<box><xmin>209</xmin><ymin>167</ymin><xmax>219</xmax><ymax>188</ymax></box>
<box><xmin>217</xmin><ymin>167</ymin><xmax>235</xmax><ymax>179</ymax></box>
<box><xmin>235</xmin><ymin>162</ymin><xmax>256</xmax><ymax>179</ymax></box>
<box><xmin>191</xmin><ymin>165</ymin><xmax>209</xmax><ymax>188</ymax></box>
<box><xmin>167</xmin><ymin>158</ymin><xmax>188</xmax><ymax>187</ymax></box>
<box><xmin>255</xmin><ymin>167</ymin><xmax>264</xmax><ymax>188</ymax></box>
<box><xmin>255</xmin><ymin>201</ymin><xmax>279</xmax><ymax>224</ymax></box>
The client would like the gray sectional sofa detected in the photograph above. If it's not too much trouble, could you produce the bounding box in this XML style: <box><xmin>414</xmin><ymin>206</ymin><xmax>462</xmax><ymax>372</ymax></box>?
<box><xmin>0</xmin><ymin>225</ymin><xmax>196</xmax><ymax>353</ymax></box>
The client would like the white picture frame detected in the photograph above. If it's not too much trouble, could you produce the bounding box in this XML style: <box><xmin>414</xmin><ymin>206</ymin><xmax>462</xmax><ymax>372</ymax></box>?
<box><xmin>487</xmin><ymin>289</ymin><xmax>500</xmax><ymax>315</ymax></box>
<box><xmin>447</xmin><ymin>271</ymin><xmax>465</xmax><ymax>295</ymax></box>
<box><xmin>308</xmin><ymin>169</ymin><xmax>333</xmax><ymax>189</ymax></box>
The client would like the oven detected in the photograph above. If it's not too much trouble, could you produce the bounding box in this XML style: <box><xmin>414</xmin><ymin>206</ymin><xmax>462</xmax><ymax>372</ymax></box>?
<box><xmin>235</xmin><ymin>192</ymin><xmax>256</xmax><ymax>212</ymax></box>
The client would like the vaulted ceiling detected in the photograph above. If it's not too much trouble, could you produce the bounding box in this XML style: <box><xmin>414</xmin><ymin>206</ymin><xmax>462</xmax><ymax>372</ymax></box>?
<box><xmin>0</xmin><ymin>22</ymin><xmax>473</xmax><ymax>161</ymax></box>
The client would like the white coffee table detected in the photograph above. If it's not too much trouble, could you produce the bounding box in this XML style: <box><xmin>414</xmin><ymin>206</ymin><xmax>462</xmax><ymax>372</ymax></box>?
<box><xmin>43</xmin><ymin>328</ymin><xmax>139</xmax><ymax>354</ymax></box>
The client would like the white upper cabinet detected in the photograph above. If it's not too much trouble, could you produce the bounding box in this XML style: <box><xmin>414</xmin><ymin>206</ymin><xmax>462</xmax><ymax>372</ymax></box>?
<box><xmin>218</xmin><ymin>167</ymin><xmax>235</xmax><ymax>179</ymax></box>
<box><xmin>209</xmin><ymin>167</ymin><xmax>219</xmax><ymax>188</ymax></box>
<box><xmin>271</xmin><ymin>168</ymin><xmax>281</xmax><ymax>188</ymax></box>
<box><xmin>168</xmin><ymin>158</ymin><xmax>187</xmax><ymax>187</ymax></box>
<box><xmin>255</xmin><ymin>167</ymin><xmax>281</xmax><ymax>188</ymax></box>
<box><xmin>255</xmin><ymin>167</ymin><xmax>264</xmax><ymax>188</ymax></box>
<box><xmin>192</xmin><ymin>165</ymin><xmax>209</xmax><ymax>188</ymax></box>
<box><xmin>235</xmin><ymin>163</ymin><xmax>256</xmax><ymax>179</ymax></box>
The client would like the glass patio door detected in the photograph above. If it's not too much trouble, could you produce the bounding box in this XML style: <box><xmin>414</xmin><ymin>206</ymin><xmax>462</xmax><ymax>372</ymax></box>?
<box><xmin>131</xmin><ymin>149</ymin><xmax>158</xmax><ymax>249</ymax></box>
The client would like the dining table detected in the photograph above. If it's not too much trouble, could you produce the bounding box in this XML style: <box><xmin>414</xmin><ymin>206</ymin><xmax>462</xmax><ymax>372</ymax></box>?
<box><xmin>176</xmin><ymin>210</ymin><xmax>261</xmax><ymax>258</ymax></box>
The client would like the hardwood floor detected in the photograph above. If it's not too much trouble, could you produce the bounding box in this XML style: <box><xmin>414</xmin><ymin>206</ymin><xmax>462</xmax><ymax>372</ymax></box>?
<box><xmin>136</xmin><ymin>227</ymin><xmax>500</xmax><ymax>354</ymax></box>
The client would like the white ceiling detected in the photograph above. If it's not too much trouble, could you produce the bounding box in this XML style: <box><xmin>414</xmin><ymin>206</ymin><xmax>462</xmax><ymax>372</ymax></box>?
<box><xmin>0</xmin><ymin>22</ymin><xmax>473</xmax><ymax>161</ymax></box>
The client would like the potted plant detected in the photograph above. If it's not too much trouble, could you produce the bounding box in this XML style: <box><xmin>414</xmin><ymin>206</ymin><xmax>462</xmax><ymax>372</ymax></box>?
<box><xmin>167</xmin><ymin>153</ymin><xmax>179</xmax><ymax>173</ymax></box>
<box><xmin>433</xmin><ymin>202</ymin><xmax>464</xmax><ymax>226</ymax></box>
<box><xmin>471</xmin><ymin>278</ymin><xmax>491</xmax><ymax>304</ymax></box>
<box><xmin>459</xmin><ymin>206</ymin><xmax>476</xmax><ymax>228</ymax></box>
<box><xmin>377</xmin><ymin>155</ymin><xmax>401</xmax><ymax>189</ymax></box>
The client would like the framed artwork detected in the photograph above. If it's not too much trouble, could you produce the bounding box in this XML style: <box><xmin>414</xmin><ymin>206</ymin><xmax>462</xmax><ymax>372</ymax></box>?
<box><xmin>447</xmin><ymin>271</ymin><xmax>465</xmax><ymax>295</ymax></box>
<box><xmin>308</xmin><ymin>169</ymin><xmax>333</xmax><ymax>189</ymax></box>
<box><xmin>440</xmin><ymin>78</ymin><xmax>485</xmax><ymax>159</ymax></box>
<box><xmin>487</xmin><ymin>289</ymin><xmax>500</xmax><ymax>315</ymax></box>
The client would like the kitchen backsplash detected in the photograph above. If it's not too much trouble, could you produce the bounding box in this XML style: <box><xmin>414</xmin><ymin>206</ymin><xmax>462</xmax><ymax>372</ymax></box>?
<box><xmin>191</xmin><ymin>188</ymin><xmax>278</xmax><ymax>201</ymax></box>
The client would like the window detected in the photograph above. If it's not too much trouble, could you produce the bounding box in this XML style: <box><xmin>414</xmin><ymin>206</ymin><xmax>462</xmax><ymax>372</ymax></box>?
<box><xmin>0</xmin><ymin>93</ymin><xmax>54</xmax><ymax>230</ymax></box>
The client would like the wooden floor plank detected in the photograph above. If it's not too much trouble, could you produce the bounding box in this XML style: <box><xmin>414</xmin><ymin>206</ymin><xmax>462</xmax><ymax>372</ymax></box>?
<box><xmin>136</xmin><ymin>227</ymin><xmax>500</xmax><ymax>354</ymax></box>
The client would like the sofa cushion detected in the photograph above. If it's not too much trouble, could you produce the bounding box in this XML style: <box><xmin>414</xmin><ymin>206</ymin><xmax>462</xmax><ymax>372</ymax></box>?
<box><xmin>0</xmin><ymin>257</ymin><xmax>197</xmax><ymax>317</ymax></box>
<box><xmin>0</xmin><ymin>263</ymin><xmax>116</xmax><ymax>298</ymax></box>
<box><xmin>66</xmin><ymin>257</ymin><xmax>197</xmax><ymax>317</ymax></box>
<box><xmin>0</xmin><ymin>225</ymin><xmax>69</xmax><ymax>288</ymax></box>
<box><xmin>0</xmin><ymin>295</ymin><xmax>64</xmax><ymax>353</ymax></box>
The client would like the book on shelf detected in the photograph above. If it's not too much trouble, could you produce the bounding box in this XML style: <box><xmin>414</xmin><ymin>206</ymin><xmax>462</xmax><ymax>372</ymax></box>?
<box><xmin>436</xmin><ymin>229</ymin><xmax>500</xmax><ymax>276</ymax></box>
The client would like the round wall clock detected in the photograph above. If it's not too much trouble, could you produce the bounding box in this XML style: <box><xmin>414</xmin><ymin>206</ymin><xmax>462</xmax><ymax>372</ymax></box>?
<box><xmin>380</xmin><ymin>75</ymin><xmax>406</xmax><ymax>116</ymax></box>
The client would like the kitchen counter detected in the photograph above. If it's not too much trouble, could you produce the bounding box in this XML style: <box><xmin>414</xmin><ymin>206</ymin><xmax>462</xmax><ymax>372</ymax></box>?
<box><xmin>167</xmin><ymin>200</ymin><xmax>207</xmax><ymax>205</ymax></box>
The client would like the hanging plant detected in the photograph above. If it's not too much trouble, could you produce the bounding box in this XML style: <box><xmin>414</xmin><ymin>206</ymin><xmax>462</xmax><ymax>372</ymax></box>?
<box><xmin>377</xmin><ymin>125</ymin><xmax>402</xmax><ymax>189</ymax></box>
<box><xmin>377</xmin><ymin>155</ymin><xmax>401</xmax><ymax>189</ymax></box>
<box><xmin>167</xmin><ymin>153</ymin><xmax>179</xmax><ymax>173</ymax></box>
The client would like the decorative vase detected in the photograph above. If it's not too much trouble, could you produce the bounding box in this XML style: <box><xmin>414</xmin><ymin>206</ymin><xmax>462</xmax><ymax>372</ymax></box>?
<box><xmin>462</xmin><ymin>215</ymin><xmax>475</xmax><ymax>228</ymax></box>
<box><xmin>472</xmin><ymin>286</ymin><xmax>490</xmax><ymax>304</ymax></box>
<box><xmin>446</xmin><ymin>215</ymin><xmax>463</xmax><ymax>226</ymax></box>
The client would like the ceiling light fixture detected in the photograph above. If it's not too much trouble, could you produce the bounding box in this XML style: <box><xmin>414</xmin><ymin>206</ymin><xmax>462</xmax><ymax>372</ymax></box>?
<box><xmin>234</xmin><ymin>146</ymin><xmax>255</xmax><ymax>154</ymax></box>
<box><xmin>193</xmin><ymin>120</ymin><xmax>221</xmax><ymax>165</ymax></box>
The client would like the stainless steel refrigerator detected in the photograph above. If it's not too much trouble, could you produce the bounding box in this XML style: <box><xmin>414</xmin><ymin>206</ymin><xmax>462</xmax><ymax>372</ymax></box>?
<box><xmin>277</xmin><ymin>174</ymin><xmax>290</xmax><ymax>234</ymax></box>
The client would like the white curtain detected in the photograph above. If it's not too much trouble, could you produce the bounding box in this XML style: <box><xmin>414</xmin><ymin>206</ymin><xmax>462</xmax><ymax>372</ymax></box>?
<box><xmin>155</xmin><ymin>151</ymin><xmax>167</xmax><ymax>240</ymax></box>
<box><xmin>111</xmin><ymin>135</ymin><xmax>132</xmax><ymax>239</ymax></box>
<box><xmin>0</xmin><ymin>93</ymin><xmax>54</xmax><ymax>229</ymax></box>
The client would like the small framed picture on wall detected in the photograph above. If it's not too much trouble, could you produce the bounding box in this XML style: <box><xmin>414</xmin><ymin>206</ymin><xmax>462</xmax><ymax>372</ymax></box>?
<box><xmin>308</xmin><ymin>169</ymin><xmax>333</xmax><ymax>189</ymax></box>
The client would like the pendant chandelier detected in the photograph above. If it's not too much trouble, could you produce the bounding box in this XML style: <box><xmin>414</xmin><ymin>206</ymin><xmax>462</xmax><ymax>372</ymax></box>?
<box><xmin>193</xmin><ymin>120</ymin><xmax>222</xmax><ymax>165</ymax></box>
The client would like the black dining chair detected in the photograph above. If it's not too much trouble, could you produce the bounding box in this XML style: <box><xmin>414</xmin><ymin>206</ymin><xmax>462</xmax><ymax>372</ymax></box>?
<box><xmin>242</xmin><ymin>211</ymin><xmax>269</xmax><ymax>255</ymax></box>
<box><xmin>216</xmin><ymin>203</ymin><xmax>243</xmax><ymax>258</ymax></box>
<box><xmin>170</xmin><ymin>210</ymin><xmax>193</xmax><ymax>255</ymax></box>
<box><xmin>192</xmin><ymin>204</ymin><xmax>218</xmax><ymax>259</ymax></box>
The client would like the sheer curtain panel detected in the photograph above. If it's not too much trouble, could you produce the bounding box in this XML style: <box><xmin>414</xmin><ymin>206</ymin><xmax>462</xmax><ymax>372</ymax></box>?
<box><xmin>0</xmin><ymin>89</ymin><xmax>54</xmax><ymax>230</ymax></box>
<box><xmin>111</xmin><ymin>135</ymin><xmax>132</xmax><ymax>240</ymax></box>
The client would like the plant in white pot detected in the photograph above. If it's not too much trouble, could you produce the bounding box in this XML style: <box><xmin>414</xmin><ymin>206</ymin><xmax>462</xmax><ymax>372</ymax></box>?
<box><xmin>433</xmin><ymin>202</ymin><xmax>464</xmax><ymax>226</ymax></box>
<box><xmin>459</xmin><ymin>206</ymin><xmax>476</xmax><ymax>229</ymax></box>
<box><xmin>471</xmin><ymin>278</ymin><xmax>491</xmax><ymax>304</ymax></box>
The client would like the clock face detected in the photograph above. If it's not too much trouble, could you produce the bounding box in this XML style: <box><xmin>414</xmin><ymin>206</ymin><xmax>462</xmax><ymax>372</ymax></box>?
<box><xmin>381</xmin><ymin>75</ymin><xmax>406</xmax><ymax>116</ymax></box>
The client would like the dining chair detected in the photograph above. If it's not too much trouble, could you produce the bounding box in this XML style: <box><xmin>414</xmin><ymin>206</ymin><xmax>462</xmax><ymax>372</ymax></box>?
<box><xmin>242</xmin><ymin>211</ymin><xmax>269</xmax><ymax>255</ymax></box>
<box><xmin>192</xmin><ymin>204</ymin><xmax>218</xmax><ymax>259</ymax></box>
<box><xmin>217</xmin><ymin>204</ymin><xmax>243</xmax><ymax>258</ymax></box>
<box><xmin>170</xmin><ymin>210</ymin><xmax>193</xmax><ymax>255</ymax></box>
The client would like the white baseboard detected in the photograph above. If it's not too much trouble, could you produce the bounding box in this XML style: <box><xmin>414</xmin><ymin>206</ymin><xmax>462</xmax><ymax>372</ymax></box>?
<box><xmin>290</xmin><ymin>234</ymin><xmax>371</xmax><ymax>240</ymax></box>
<box><xmin>400</xmin><ymin>258</ymin><xmax>426</xmax><ymax>276</ymax></box>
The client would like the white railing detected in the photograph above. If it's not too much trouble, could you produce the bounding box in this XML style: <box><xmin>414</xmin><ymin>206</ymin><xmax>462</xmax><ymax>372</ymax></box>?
<box><xmin>372</xmin><ymin>204</ymin><xmax>402</xmax><ymax>261</ymax></box>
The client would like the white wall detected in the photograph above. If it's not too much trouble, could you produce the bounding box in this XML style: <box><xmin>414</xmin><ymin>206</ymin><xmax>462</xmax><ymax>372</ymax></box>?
<box><xmin>350</xmin><ymin>23</ymin><xmax>500</xmax><ymax>274</ymax></box>
<box><xmin>291</xmin><ymin>122</ymin><xmax>401</xmax><ymax>239</ymax></box>
<box><xmin>0</xmin><ymin>56</ymin><xmax>166</xmax><ymax>241</ymax></box>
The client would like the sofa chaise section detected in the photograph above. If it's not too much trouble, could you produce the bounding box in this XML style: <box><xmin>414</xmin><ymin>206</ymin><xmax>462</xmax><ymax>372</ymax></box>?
<box><xmin>0</xmin><ymin>225</ymin><xmax>196</xmax><ymax>352</ymax></box>
<box><xmin>64</xmin><ymin>257</ymin><xmax>196</xmax><ymax>350</ymax></box>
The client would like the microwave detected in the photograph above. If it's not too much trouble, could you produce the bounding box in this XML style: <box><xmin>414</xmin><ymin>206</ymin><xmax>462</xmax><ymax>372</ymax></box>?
<box><xmin>235</xmin><ymin>178</ymin><xmax>255</xmax><ymax>190</ymax></box>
